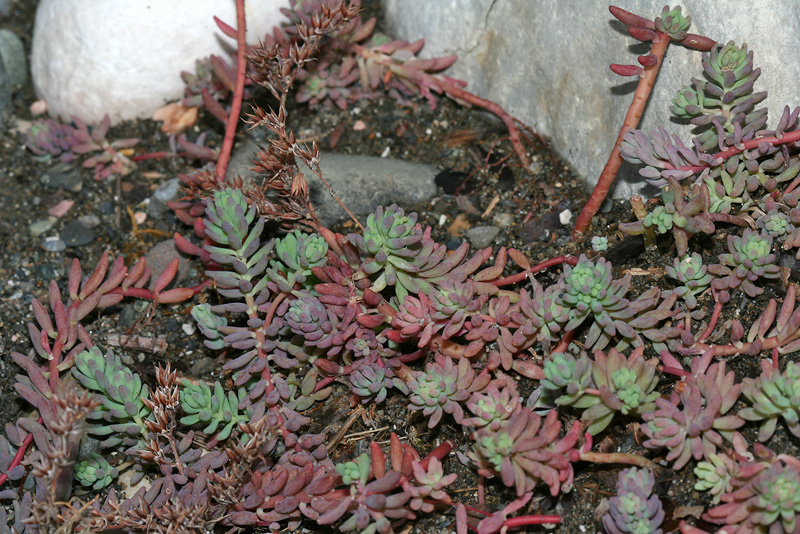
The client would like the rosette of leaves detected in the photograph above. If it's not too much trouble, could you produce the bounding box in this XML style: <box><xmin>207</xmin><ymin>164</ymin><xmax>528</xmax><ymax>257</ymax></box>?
<box><xmin>602</xmin><ymin>467</ymin><xmax>665</xmax><ymax>534</ymax></box>
<box><xmin>619</xmin><ymin>178</ymin><xmax>714</xmax><ymax>256</ymax></box>
<box><xmin>582</xmin><ymin>348</ymin><xmax>660</xmax><ymax>435</ymax></box>
<box><xmin>179</xmin><ymin>380</ymin><xmax>248</xmax><ymax>441</ymax></box>
<box><xmin>555</xmin><ymin>255</ymin><xmax>675</xmax><ymax>351</ymax></box>
<box><xmin>694</xmin><ymin>452</ymin><xmax>738</xmax><ymax>504</ymax></box>
<box><xmin>757</xmin><ymin>209</ymin><xmax>792</xmax><ymax>238</ymax></box>
<box><xmin>463</xmin><ymin>384</ymin><xmax>520</xmax><ymax>432</ymax></box>
<box><xmin>665</xmin><ymin>253</ymin><xmax>713</xmax><ymax>311</ymax></box>
<box><xmin>701</xmin><ymin>161</ymin><xmax>750</xmax><ymax>214</ymax></box>
<box><xmin>429</xmin><ymin>279</ymin><xmax>487</xmax><ymax>339</ymax></box>
<box><xmin>405</xmin><ymin>456</ymin><xmax>456</xmax><ymax>513</ymax></box>
<box><xmin>349</xmin><ymin>355</ymin><xmax>408</xmax><ymax>404</ymax></box>
<box><xmin>469</xmin><ymin>407</ymin><xmax>579</xmax><ymax>497</ymax></box>
<box><xmin>541</xmin><ymin>351</ymin><xmax>595</xmax><ymax>409</ymax></box>
<box><xmin>267</xmin><ymin>229</ymin><xmax>328</xmax><ymax>291</ymax></box>
<box><xmin>709</xmin><ymin>229</ymin><xmax>780</xmax><ymax>299</ymax></box>
<box><xmin>349</xmin><ymin>204</ymin><xmax>484</xmax><ymax>300</ymax></box>
<box><xmin>319</xmin><ymin>453</ymin><xmax>414</xmax><ymax>534</ymax></box>
<box><xmin>407</xmin><ymin>354</ymin><xmax>489</xmax><ymax>427</ymax></box>
<box><xmin>739</xmin><ymin>359</ymin><xmax>800</xmax><ymax>442</ymax></box>
<box><xmin>704</xmin><ymin>456</ymin><xmax>800</xmax><ymax>534</ymax></box>
<box><xmin>678</xmin><ymin>42</ymin><xmax>767</xmax><ymax>152</ymax></box>
<box><xmin>642</xmin><ymin>360</ymin><xmax>743</xmax><ymax>469</ymax></box>
<box><xmin>72</xmin><ymin>347</ymin><xmax>152</xmax><ymax>448</ymax></box>
<box><xmin>74</xmin><ymin>453</ymin><xmax>118</xmax><ymax>490</ymax></box>
<box><xmin>273</xmin><ymin>369</ymin><xmax>333</xmax><ymax>411</ymax></box>
<box><xmin>654</xmin><ymin>5</ymin><xmax>690</xmax><ymax>40</ymax></box>
<box><xmin>349</xmin><ymin>204</ymin><xmax>423</xmax><ymax>298</ymax></box>
<box><xmin>203</xmin><ymin>188</ymin><xmax>273</xmax><ymax>302</ymax></box>
<box><xmin>619</xmin><ymin>126</ymin><xmax>714</xmax><ymax>187</ymax></box>
<box><xmin>284</xmin><ymin>290</ymin><xmax>338</xmax><ymax>352</ymax></box>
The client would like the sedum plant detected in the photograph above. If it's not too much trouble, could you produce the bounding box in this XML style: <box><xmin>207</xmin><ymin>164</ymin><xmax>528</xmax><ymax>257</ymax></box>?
<box><xmin>739</xmin><ymin>359</ymin><xmax>800</xmax><ymax>442</ymax></box>
<box><xmin>179</xmin><ymin>380</ymin><xmax>248</xmax><ymax>441</ymax></box>
<box><xmin>74</xmin><ymin>453</ymin><xmax>117</xmax><ymax>490</ymax></box>
<box><xmin>602</xmin><ymin>467</ymin><xmax>665</xmax><ymax>534</ymax></box>
<box><xmin>642</xmin><ymin>360</ymin><xmax>743</xmax><ymax>469</ymax></box>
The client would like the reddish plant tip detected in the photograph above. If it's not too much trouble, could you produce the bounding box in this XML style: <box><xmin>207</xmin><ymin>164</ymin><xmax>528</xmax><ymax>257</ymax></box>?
<box><xmin>628</xmin><ymin>26</ymin><xmax>658</xmax><ymax>42</ymax></box>
<box><xmin>638</xmin><ymin>54</ymin><xmax>658</xmax><ymax>67</ymax></box>
<box><xmin>610</xmin><ymin>63</ymin><xmax>644</xmax><ymax>77</ymax></box>
<box><xmin>681</xmin><ymin>32</ymin><xmax>716</xmax><ymax>51</ymax></box>
<box><xmin>609</xmin><ymin>5</ymin><xmax>655</xmax><ymax>30</ymax></box>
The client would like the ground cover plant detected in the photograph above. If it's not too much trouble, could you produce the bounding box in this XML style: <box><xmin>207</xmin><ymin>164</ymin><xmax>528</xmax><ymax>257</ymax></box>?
<box><xmin>5</xmin><ymin>1</ymin><xmax>800</xmax><ymax>533</ymax></box>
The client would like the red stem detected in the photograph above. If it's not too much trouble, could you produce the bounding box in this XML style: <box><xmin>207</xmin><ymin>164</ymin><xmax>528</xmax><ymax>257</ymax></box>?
<box><xmin>0</xmin><ymin>419</ymin><xmax>40</xmax><ymax>487</ymax></box>
<box><xmin>491</xmin><ymin>255</ymin><xmax>579</xmax><ymax>287</ymax></box>
<box><xmin>215</xmin><ymin>0</ymin><xmax>247</xmax><ymax>183</ymax></box>
<box><xmin>697</xmin><ymin>300</ymin><xmax>724</xmax><ymax>342</ymax></box>
<box><xmin>503</xmin><ymin>515</ymin><xmax>562</xmax><ymax>528</ymax></box>
<box><xmin>572</xmin><ymin>34</ymin><xmax>671</xmax><ymax>239</ymax></box>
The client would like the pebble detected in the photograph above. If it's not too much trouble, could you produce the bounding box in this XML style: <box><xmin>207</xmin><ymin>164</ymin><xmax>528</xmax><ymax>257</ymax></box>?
<box><xmin>42</xmin><ymin>235</ymin><xmax>65</xmax><ymax>252</ymax></box>
<box><xmin>492</xmin><ymin>212</ymin><xmax>513</xmax><ymax>228</ymax></box>
<box><xmin>78</xmin><ymin>214</ymin><xmax>101</xmax><ymax>227</ymax></box>
<box><xmin>228</xmin><ymin>140</ymin><xmax>438</xmax><ymax>228</ymax></box>
<box><xmin>29</xmin><ymin>217</ymin><xmax>56</xmax><ymax>236</ymax></box>
<box><xmin>0</xmin><ymin>29</ymin><xmax>26</xmax><ymax>87</ymax></box>
<box><xmin>148</xmin><ymin>177</ymin><xmax>181</xmax><ymax>219</ymax></box>
<box><xmin>60</xmin><ymin>219</ymin><xmax>96</xmax><ymax>247</ymax></box>
<box><xmin>144</xmin><ymin>239</ymin><xmax>191</xmax><ymax>290</ymax></box>
<box><xmin>188</xmin><ymin>356</ymin><xmax>217</xmax><ymax>378</ymax></box>
<box><xmin>40</xmin><ymin>163</ymin><xmax>82</xmax><ymax>192</ymax></box>
<box><xmin>465</xmin><ymin>225</ymin><xmax>500</xmax><ymax>249</ymax></box>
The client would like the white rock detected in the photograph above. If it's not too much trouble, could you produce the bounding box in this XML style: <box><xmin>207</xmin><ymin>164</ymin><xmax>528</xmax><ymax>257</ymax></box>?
<box><xmin>384</xmin><ymin>0</ymin><xmax>800</xmax><ymax>199</ymax></box>
<box><xmin>31</xmin><ymin>0</ymin><xmax>289</xmax><ymax>124</ymax></box>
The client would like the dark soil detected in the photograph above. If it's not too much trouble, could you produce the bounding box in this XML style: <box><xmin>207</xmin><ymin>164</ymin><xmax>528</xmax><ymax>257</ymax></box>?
<box><xmin>2</xmin><ymin>2</ymin><xmax>798</xmax><ymax>534</ymax></box>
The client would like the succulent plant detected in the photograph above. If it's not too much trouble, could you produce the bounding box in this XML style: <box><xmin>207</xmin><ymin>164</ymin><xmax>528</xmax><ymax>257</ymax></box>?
<box><xmin>463</xmin><ymin>384</ymin><xmax>520</xmax><ymax>432</ymax></box>
<box><xmin>757</xmin><ymin>209</ymin><xmax>791</xmax><ymax>238</ymax></box>
<box><xmin>191</xmin><ymin>303</ymin><xmax>228</xmax><ymax>351</ymax></box>
<box><xmin>74</xmin><ymin>453</ymin><xmax>118</xmax><ymax>490</ymax></box>
<box><xmin>592</xmin><ymin>235</ymin><xmax>610</xmax><ymax>252</ymax></box>
<box><xmin>349</xmin><ymin>355</ymin><xmax>407</xmax><ymax>404</ymax></box>
<box><xmin>582</xmin><ymin>348</ymin><xmax>660</xmax><ymax>435</ymax></box>
<box><xmin>284</xmin><ymin>290</ymin><xmax>338</xmax><ymax>350</ymax></box>
<box><xmin>642</xmin><ymin>360</ymin><xmax>743</xmax><ymax>469</ymax></box>
<box><xmin>704</xmin><ymin>456</ymin><xmax>800</xmax><ymax>534</ymax></box>
<box><xmin>407</xmin><ymin>354</ymin><xmax>488</xmax><ymax>427</ymax></box>
<box><xmin>72</xmin><ymin>347</ymin><xmax>152</xmax><ymax>449</ymax></box>
<box><xmin>654</xmin><ymin>5</ymin><xmax>690</xmax><ymax>40</ymax></box>
<box><xmin>665</xmin><ymin>253</ymin><xmax>713</xmax><ymax>310</ymax></box>
<box><xmin>179</xmin><ymin>380</ymin><xmax>248</xmax><ymax>441</ymax></box>
<box><xmin>405</xmin><ymin>456</ymin><xmax>456</xmax><ymax>513</ymax></box>
<box><xmin>709</xmin><ymin>229</ymin><xmax>780</xmax><ymax>299</ymax></box>
<box><xmin>469</xmin><ymin>407</ymin><xmax>579</xmax><ymax>497</ymax></box>
<box><xmin>541</xmin><ymin>351</ymin><xmax>595</xmax><ymax>408</ymax></box>
<box><xmin>619</xmin><ymin>178</ymin><xmax>715</xmax><ymax>256</ymax></box>
<box><xmin>321</xmin><ymin>452</ymin><xmax>414</xmax><ymax>534</ymax></box>
<box><xmin>268</xmin><ymin>229</ymin><xmax>329</xmax><ymax>291</ymax></box>
<box><xmin>349</xmin><ymin>204</ymin><xmax>423</xmax><ymax>298</ymax></box>
<box><xmin>694</xmin><ymin>452</ymin><xmax>738</xmax><ymax>504</ymax></box>
<box><xmin>24</xmin><ymin>114</ymin><xmax>140</xmax><ymax>180</ymax></box>
<box><xmin>428</xmin><ymin>279</ymin><xmax>486</xmax><ymax>339</ymax></box>
<box><xmin>740</xmin><ymin>359</ymin><xmax>800</xmax><ymax>442</ymax></box>
<box><xmin>602</xmin><ymin>467</ymin><xmax>665</xmax><ymax>534</ymax></box>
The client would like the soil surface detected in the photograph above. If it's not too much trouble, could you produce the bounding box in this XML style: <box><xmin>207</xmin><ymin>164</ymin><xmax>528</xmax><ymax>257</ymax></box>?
<box><xmin>2</xmin><ymin>2</ymin><xmax>798</xmax><ymax>534</ymax></box>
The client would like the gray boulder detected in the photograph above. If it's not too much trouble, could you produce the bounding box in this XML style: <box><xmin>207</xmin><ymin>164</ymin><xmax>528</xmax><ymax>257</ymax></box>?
<box><xmin>383</xmin><ymin>0</ymin><xmax>800</xmax><ymax>199</ymax></box>
<box><xmin>228</xmin><ymin>140</ymin><xmax>438</xmax><ymax>228</ymax></box>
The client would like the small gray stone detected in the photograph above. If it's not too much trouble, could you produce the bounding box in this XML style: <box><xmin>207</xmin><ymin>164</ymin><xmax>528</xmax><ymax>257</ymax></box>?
<box><xmin>228</xmin><ymin>140</ymin><xmax>438</xmax><ymax>227</ymax></box>
<box><xmin>153</xmin><ymin>177</ymin><xmax>181</xmax><ymax>202</ymax></box>
<box><xmin>61</xmin><ymin>220</ymin><xmax>95</xmax><ymax>247</ymax></box>
<box><xmin>0</xmin><ymin>29</ymin><xmax>26</xmax><ymax>87</ymax></box>
<box><xmin>40</xmin><ymin>163</ymin><xmax>83</xmax><ymax>192</ymax></box>
<box><xmin>492</xmin><ymin>212</ymin><xmax>513</xmax><ymax>229</ymax></box>
<box><xmin>78</xmin><ymin>214</ymin><xmax>101</xmax><ymax>227</ymax></box>
<box><xmin>144</xmin><ymin>239</ymin><xmax>191</xmax><ymax>291</ymax></box>
<box><xmin>188</xmin><ymin>356</ymin><xmax>217</xmax><ymax>378</ymax></box>
<box><xmin>29</xmin><ymin>217</ymin><xmax>56</xmax><ymax>236</ymax></box>
<box><xmin>41</xmin><ymin>236</ymin><xmax>65</xmax><ymax>252</ymax></box>
<box><xmin>465</xmin><ymin>225</ymin><xmax>500</xmax><ymax>249</ymax></box>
